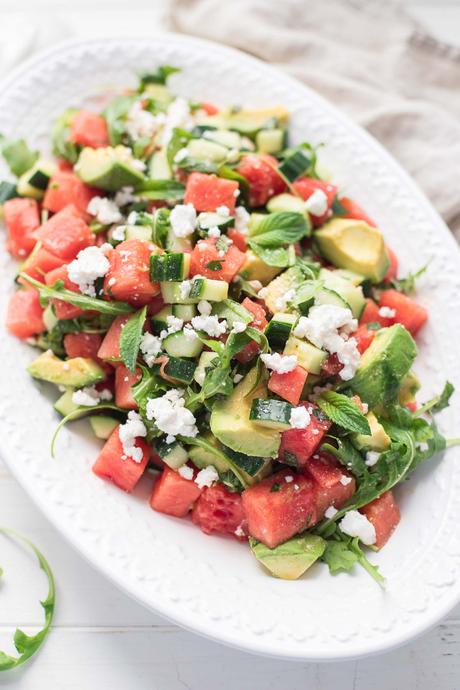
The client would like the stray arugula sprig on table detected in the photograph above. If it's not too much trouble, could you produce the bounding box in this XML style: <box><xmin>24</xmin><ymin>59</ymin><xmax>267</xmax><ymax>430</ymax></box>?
<box><xmin>0</xmin><ymin>528</ymin><xmax>55</xmax><ymax>671</ymax></box>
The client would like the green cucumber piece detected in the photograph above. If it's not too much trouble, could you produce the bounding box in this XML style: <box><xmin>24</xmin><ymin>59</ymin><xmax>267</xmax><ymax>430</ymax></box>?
<box><xmin>293</xmin><ymin>280</ymin><xmax>323</xmax><ymax>315</ymax></box>
<box><xmin>249</xmin><ymin>398</ymin><xmax>293</xmax><ymax>430</ymax></box>
<box><xmin>157</xmin><ymin>439</ymin><xmax>188</xmax><ymax>469</ymax></box>
<box><xmin>150</xmin><ymin>252</ymin><xmax>190</xmax><ymax>282</ymax></box>
<box><xmin>314</xmin><ymin>286</ymin><xmax>350</xmax><ymax>310</ymax></box>
<box><xmin>265</xmin><ymin>312</ymin><xmax>297</xmax><ymax>350</ymax></box>
<box><xmin>284</xmin><ymin>336</ymin><xmax>327</xmax><ymax>375</ymax></box>
<box><xmin>17</xmin><ymin>159</ymin><xmax>57</xmax><ymax>200</ymax></box>
<box><xmin>194</xmin><ymin>351</ymin><xmax>219</xmax><ymax>386</ymax></box>
<box><xmin>89</xmin><ymin>415</ymin><xmax>119</xmax><ymax>440</ymax></box>
<box><xmin>278</xmin><ymin>149</ymin><xmax>311</xmax><ymax>182</ymax></box>
<box><xmin>161</xmin><ymin>278</ymin><xmax>228</xmax><ymax>304</ymax></box>
<box><xmin>54</xmin><ymin>388</ymin><xmax>79</xmax><ymax>416</ymax></box>
<box><xmin>267</xmin><ymin>193</ymin><xmax>306</xmax><ymax>215</ymax></box>
<box><xmin>187</xmin><ymin>138</ymin><xmax>229</xmax><ymax>164</ymax></box>
<box><xmin>163</xmin><ymin>356</ymin><xmax>197</xmax><ymax>384</ymax></box>
<box><xmin>151</xmin><ymin>305</ymin><xmax>172</xmax><ymax>335</ymax></box>
<box><xmin>162</xmin><ymin>330</ymin><xmax>203</xmax><ymax>358</ymax></box>
<box><xmin>172</xmin><ymin>304</ymin><xmax>197</xmax><ymax>321</ymax></box>
<box><xmin>148</xmin><ymin>149</ymin><xmax>172</xmax><ymax>180</ymax></box>
<box><xmin>125</xmin><ymin>225</ymin><xmax>152</xmax><ymax>242</ymax></box>
<box><xmin>203</xmin><ymin>129</ymin><xmax>242</xmax><ymax>149</ymax></box>
<box><xmin>255</xmin><ymin>128</ymin><xmax>286</xmax><ymax>154</ymax></box>
<box><xmin>43</xmin><ymin>304</ymin><xmax>58</xmax><ymax>332</ymax></box>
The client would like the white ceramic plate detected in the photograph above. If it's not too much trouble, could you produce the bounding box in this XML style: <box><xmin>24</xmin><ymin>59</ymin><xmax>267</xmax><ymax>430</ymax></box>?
<box><xmin>1</xmin><ymin>36</ymin><xmax>460</xmax><ymax>662</ymax></box>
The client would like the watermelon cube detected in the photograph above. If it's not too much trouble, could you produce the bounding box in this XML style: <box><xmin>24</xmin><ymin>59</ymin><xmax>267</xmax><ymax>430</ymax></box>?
<box><xmin>115</xmin><ymin>365</ymin><xmax>141</xmax><ymax>409</ymax></box>
<box><xmin>63</xmin><ymin>332</ymin><xmax>103</xmax><ymax>360</ymax></box>
<box><xmin>189</xmin><ymin>239</ymin><xmax>245</xmax><ymax>282</ymax></box>
<box><xmin>70</xmin><ymin>110</ymin><xmax>109</xmax><ymax>148</ymax></box>
<box><xmin>97</xmin><ymin>314</ymin><xmax>131</xmax><ymax>362</ymax></box>
<box><xmin>92</xmin><ymin>425</ymin><xmax>149</xmax><ymax>492</ymax></box>
<box><xmin>278</xmin><ymin>403</ymin><xmax>331</xmax><ymax>466</ymax></box>
<box><xmin>378</xmin><ymin>289</ymin><xmax>428</xmax><ymax>336</ymax></box>
<box><xmin>241</xmin><ymin>469</ymin><xmax>317</xmax><ymax>548</ymax></box>
<box><xmin>268</xmin><ymin>365</ymin><xmax>308</xmax><ymax>405</ymax></box>
<box><xmin>6</xmin><ymin>289</ymin><xmax>45</xmax><ymax>339</ymax></box>
<box><xmin>104</xmin><ymin>239</ymin><xmax>160</xmax><ymax>306</ymax></box>
<box><xmin>34</xmin><ymin>204</ymin><xmax>95</xmax><ymax>260</ymax></box>
<box><xmin>360</xmin><ymin>490</ymin><xmax>400</xmax><ymax>549</ymax></box>
<box><xmin>43</xmin><ymin>171</ymin><xmax>98</xmax><ymax>219</ymax></box>
<box><xmin>45</xmin><ymin>264</ymin><xmax>85</xmax><ymax>320</ymax></box>
<box><xmin>150</xmin><ymin>466</ymin><xmax>202</xmax><ymax>518</ymax></box>
<box><xmin>19</xmin><ymin>246</ymin><xmax>66</xmax><ymax>285</ymax></box>
<box><xmin>192</xmin><ymin>484</ymin><xmax>246</xmax><ymax>538</ymax></box>
<box><xmin>303</xmin><ymin>453</ymin><xmax>356</xmax><ymax>517</ymax></box>
<box><xmin>3</xmin><ymin>198</ymin><xmax>40</xmax><ymax>259</ymax></box>
<box><xmin>184</xmin><ymin>172</ymin><xmax>238</xmax><ymax>213</ymax></box>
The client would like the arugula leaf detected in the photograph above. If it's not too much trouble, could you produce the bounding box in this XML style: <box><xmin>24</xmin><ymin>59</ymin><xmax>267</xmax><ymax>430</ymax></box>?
<box><xmin>388</xmin><ymin>263</ymin><xmax>429</xmax><ymax>295</ymax></box>
<box><xmin>120</xmin><ymin>306</ymin><xmax>147</xmax><ymax>372</ymax></box>
<box><xmin>167</xmin><ymin>128</ymin><xmax>193</xmax><ymax>167</ymax></box>
<box><xmin>0</xmin><ymin>528</ymin><xmax>55</xmax><ymax>671</ymax></box>
<box><xmin>20</xmin><ymin>274</ymin><xmax>135</xmax><ymax>316</ymax></box>
<box><xmin>51</xmin><ymin>109</ymin><xmax>79</xmax><ymax>164</ymax></box>
<box><xmin>321</xmin><ymin>437</ymin><xmax>368</xmax><ymax>480</ymax></box>
<box><xmin>229</xmin><ymin>276</ymin><xmax>259</xmax><ymax>299</ymax></box>
<box><xmin>316</xmin><ymin>391</ymin><xmax>371</xmax><ymax>434</ymax></box>
<box><xmin>322</xmin><ymin>539</ymin><xmax>358</xmax><ymax>574</ymax></box>
<box><xmin>178</xmin><ymin>435</ymin><xmax>248</xmax><ymax>488</ymax></box>
<box><xmin>138</xmin><ymin>65</ymin><xmax>180</xmax><ymax>89</ymax></box>
<box><xmin>103</xmin><ymin>95</ymin><xmax>137</xmax><ymax>146</ymax></box>
<box><xmin>139</xmin><ymin>179</ymin><xmax>185</xmax><ymax>201</ymax></box>
<box><xmin>151</xmin><ymin>208</ymin><xmax>170</xmax><ymax>247</ymax></box>
<box><xmin>1</xmin><ymin>138</ymin><xmax>38</xmax><ymax>177</ymax></box>
<box><xmin>51</xmin><ymin>404</ymin><xmax>125</xmax><ymax>457</ymax></box>
<box><xmin>296</xmin><ymin>256</ymin><xmax>321</xmax><ymax>279</ymax></box>
<box><xmin>415</xmin><ymin>381</ymin><xmax>454</xmax><ymax>416</ymax></box>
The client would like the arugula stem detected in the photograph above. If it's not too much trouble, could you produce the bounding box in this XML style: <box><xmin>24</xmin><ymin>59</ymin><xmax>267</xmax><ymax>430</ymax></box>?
<box><xmin>446</xmin><ymin>437</ymin><xmax>460</xmax><ymax>448</ymax></box>
<box><xmin>355</xmin><ymin>552</ymin><xmax>385</xmax><ymax>587</ymax></box>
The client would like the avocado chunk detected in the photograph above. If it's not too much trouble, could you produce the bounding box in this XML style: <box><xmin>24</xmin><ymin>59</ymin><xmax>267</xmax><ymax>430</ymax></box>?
<box><xmin>75</xmin><ymin>145</ymin><xmax>145</xmax><ymax>191</ymax></box>
<box><xmin>352</xmin><ymin>411</ymin><xmax>391</xmax><ymax>451</ymax></box>
<box><xmin>262</xmin><ymin>265</ymin><xmax>304</xmax><ymax>313</ymax></box>
<box><xmin>250</xmin><ymin>535</ymin><xmax>326</xmax><ymax>580</ymax></box>
<box><xmin>240</xmin><ymin>249</ymin><xmax>282</xmax><ymax>285</ymax></box>
<box><xmin>54</xmin><ymin>388</ymin><xmax>80</xmax><ymax>416</ymax></box>
<box><xmin>28</xmin><ymin>350</ymin><xmax>106</xmax><ymax>387</ymax></box>
<box><xmin>350</xmin><ymin>324</ymin><xmax>417</xmax><ymax>408</ymax></box>
<box><xmin>315</xmin><ymin>218</ymin><xmax>390</xmax><ymax>282</ymax></box>
<box><xmin>210</xmin><ymin>367</ymin><xmax>281</xmax><ymax>458</ymax></box>
<box><xmin>399</xmin><ymin>370</ymin><xmax>421</xmax><ymax>406</ymax></box>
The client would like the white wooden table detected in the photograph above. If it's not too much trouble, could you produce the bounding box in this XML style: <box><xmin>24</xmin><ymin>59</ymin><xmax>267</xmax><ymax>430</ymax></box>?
<box><xmin>1</xmin><ymin>1</ymin><xmax>460</xmax><ymax>687</ymax></box>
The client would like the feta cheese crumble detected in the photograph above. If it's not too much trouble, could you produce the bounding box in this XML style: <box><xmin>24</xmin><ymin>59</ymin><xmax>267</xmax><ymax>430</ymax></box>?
<box><xmin>293</xmin><ymin>304</ymin><xmax>360</xmax><ymax>381</ymax></box>
<box><xmin>207</xmin><ymin>226</ymin><xmax>221</xmax><ymax>238</ymax></box>
<box><xmin>170</xmin><ymin>203</ymin><xmax>197</xmax><ymax>237</ymax></box>
<box><xmin>325</xmin><ymin>506</ymin><xmax>338</xmax><ymax>519</ymax></box>
<box><xmin>260</xmin><ymin>352</ymin><xmax>297</xmax><ymax>374</ymax></box>
<box><xmin>275</xmin><ymin>288</ymin><xmax>296</xmax><ymax>312</ymax></box>
<box><xmin>197</xmin><ymin>300</ymin><xmax>212</xmax><ymax>316</ymax></box>
<box><xmin>339</xmin><ymin>475</ymin><xmax>352</xmax><ymax>486</ymax></box>
<box><xmin>234</xmin><ymin>206</ymin><xmax>250</xmax><ymax>234</ymax></box>
<box><xmin>378</xmin><ymin>306</ymin><xmax>396</xmax><ymax>318</ymax></box>
<box><xmin>179</xmin><ymin>280</ymin><xmax>191</xmax><ymax>299</ymax></box>
<box><xmin>284</xmin><ymin>475</ymin><xmax>294</xmax><ymax>483</ymax></box>
<box><xmin>215</xmin><ymin>205</ymin><xmax>230</xmax><ymax>217</ymax></box>
<box><xmin>118</xmin><ymin>411</ymin><xmax>147</xmax><ymax>463</ymax></box>
<box><xmin>339</xmin><ymin>510</ymin><xmax>376</xmax><ymax>545</ymax></box>
<box><xmin>231</xmin><ymin>320</ymin><xmax>247</xmax><ymax>334</ymax></box>
<box><xmin>166</xmin><ymin>315</ymin><xmax>184</xmax><ymax>333</ymax></box>
<box><xmin>67</xmin><ymin>245</ymin><xmax>111</xmax><ymax>297</ymax></box>
<box><xmin>304</xmin><ymin>189</ymin><xmax>329</xmax><ymax>216</ymax></box>
<box><xmin>146</xmin><ymin>388</ymin><xmax>198</xmax><ymax>439</ymax></box>
<box><xmin>87</xmin><ymin>196</ymin><xmax>122</xmax><ymax>225</ymax></box>
<box><xmin>178</xmin><ymin>465</ymin><xmax>194</xmax><ymax>480</ymax></box>
<box><xmin>126</xmin><ymin>101</ymin><xmax>165</xmax><ymax>141</ymax></box>
<box><xmin>365</xmin><ymin>450</ymin><xmax>381</xmax><ymax>467</ymax></box>
<box><xmin>114</xmin><ymin>186</ymin><xmax>136</xmax><ymax>207</ymax></box>
<box><xmin>289</xmin><ymin>406</ymin><xmax>311</xmax><ymax>429</ymax></box>
<box><xmin>191</xmin><ymin>314</ymin><xmax>227</xmax><ymax>337</ymax></box>
<box><xmin>233</xmin><ymin>374</ymin><xmax>243</xmax><ymax>384</ymax></box>
<box><xmin>195</xmin><ymin>465</ymin><xmax>219</xmax><ymax>489</ymax></box>
<box><xmin>111</xmin><ymin>225</ymin><xmax>127</xmax><ymax>242</ymax></box>
<box><xmin>160</xmin><ymin>97</ymin><xmax>194</xmax><ymax>145</ymax></box>
<box><xmin>72</xmin><ymin>386</ymin><xmax>112</xmax><ymax>407</ymax></box>
<box><xmin>140</xmin><ymin>332</ymin><xmax>162</xmax><ymax>366</ymax></box>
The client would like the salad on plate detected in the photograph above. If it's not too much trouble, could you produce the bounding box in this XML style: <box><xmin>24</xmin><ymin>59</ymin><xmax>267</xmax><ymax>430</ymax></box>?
<box><xmin>1</xmin><ymin>66</ymin><xmax>457</xmax><ymax>583</ymax></box>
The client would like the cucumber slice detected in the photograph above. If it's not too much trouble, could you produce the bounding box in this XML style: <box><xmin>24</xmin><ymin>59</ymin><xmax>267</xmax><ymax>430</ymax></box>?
<box><xmin>163</xmin><ymin>356</ymin><xmax>197</xmax><ymax>384</ymax></box>
<box><xmin>54</xmin><ymin>388</ymin><xmax>79</xmax><ymax>416</ymax></box>
<box><xmin>249</xmin><ymin>398</ymin><xmax>293</xmax><ymax>430</ymax></box>
<box><xmin>203</xmin><ymin>129</ymin><xmax>242</xmax><ymax>149</ymax></box>
<box><xmin>314</xmin><ymin>287</ymin><xmax>350</xmax><ymax>310</ymax></box>
<box><xmin>333</xmin><ymin>269</ymin><xmax>365</xmax><ymax>286</ymax></box>
<box><xmin>194</xmin><ymin>351</ymin><xmax>219</xmax><ymax>386</ymax></box>
<box><xmin>125</xmin><ymin>225</ymin><xmax>152</xmax><ymax>242</ymax></box>
<box><xmin>43</xmin><ymin>303</ymin><xmax>58</xmax><ymax>332</ymax></box>
<box><xmin>256</xmin><ymin>128</ymin><xmax>286</xmax><ymax>154</ymax></box>
<box><xmin>265</xmin><ymin>312</ymin><xmax>298</xmax><ymax>350</ymax></box>
<box><xmin>187</xmin><ymin>139</ymin><xmax>229</xmax><ymax>164</ymax></box>
<box><xmin>293</xmin><ymin>280</ymin><xmax>322</xmax><ymax>315</ymax></box>
<box><xmin>17</xmin><ymin>159</ymin><xmax>57</xmax><ymax>200</ymax></box>
<box><xmin>162</xmin><ymin>330</ymin><xmax>203</xmax><ymax>358</ymax></box>
<box><xmin>267</xmin><ymin>193</ymin><xmax>307</xmax><ymax>215</ymax></box>
<box><xmin>172</xmin><ymin>304</ymin><xmax>197</xmax><ymax>321</ymax></box>
<box><xmin>197</xmin><ymin>211</ymin><xmax>233</xmax><ymax>230</ymax></box>
<box><xmin>0</xmin><ymin>181</ymin><xmax>18</xmax><ymax>204</ymax></box>
<box><xmin>157</xmin><ymin>439</ymin><xmax>188</xmax><ymax>469</ymax></box>
<box><xmin>89</xmin><ymin>415</ymin><xmax>118</xmax><ymax>440</ymax></box>
<box><xmin>161</xmin><ymin>278</ymin><xmax>228</xmax><ymax>304</ymax></box>
<box><xmin>211</xmin><ymin>299</ymin><xmax>253</xmax><ymax>327</ymax></box>
<box><xmin>148</xmin><ymin>149</ymin><xmax>172</xmax><ymax>180</ymax></box>
<box><xmin>284</xmin><ymin>336</ymin><xmax>327</xmax><ymax>374</ymax></box>
<box><xmin>151</xmin><ymin>305</ymin><xmax>172</xmax><ymax>334</ymax></box>
<box><xmin>278</xmin><ymin>149</ymin><xmax>311</xmax><ymax>182</ymax></box>
<box><xmin>165</xmin><ymin>227</ymin><xmax>192</xmax><ymax>253</ymax></box>
<box><xmin>150</xmin><ymin>252</ymin><xmax>191</xmax><ymax>282</ymax></box>
<box><xmin>319</xmin><ymin>268</ymin><xmax>366</xmax><ymax>318</ymax></box>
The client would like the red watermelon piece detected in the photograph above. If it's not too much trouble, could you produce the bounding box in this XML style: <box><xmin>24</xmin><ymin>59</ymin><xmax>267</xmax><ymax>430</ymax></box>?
<box><xmin>92</xmin><ymin>425</ymin><xmax>149</xmax><ymax>492</ymax></box>
<box><xmin>63</xmin><ymin>332</ymin><xmax>103</xmax><ymax>360</ymax></box>
<box><xmin>192</xmin><ymin>484</ymin><xmax>246</xmax><ymax>539</ymax></box>
<box><xmin>268</xmin><ymin>365</ymin><xmax>308</xmax><ymax>405</ymax></box>
<box><xmin>97</xmin><ymin>314</ymin><xmax>131</xmax><ymax>362</ymax></box>
<box><xmin>34</xmin><ymin>204</ymin><xmax>95</xmax><ymax>260</ymax></box>
<box><xmin>45</xmin><ymin>264</ymin><xmax>85</xmax><ymax>320</ymax></box>
<box><xmin>70</xmin><ymin>110</ymin><xmax>109</xmax><ymax>148</ymax></box>
<box><xmin>293</xmin><ymin>177</ymin><xmax>337</xmax><ymax>226</ymax></box>
<box><xmin>184</xmin><ymin>172</ymin><xmax>238</xmax><ymax>213</ymax></box>
<box><xmin>189</xmin><ymin>238</ymin><xmax>245</xmax><ymax>282</ymax></box>
<box><xmin>19</xmin><ymin>246</ymin><xmax>66</xmax><ymax>285</ymax></box>
<box><xmin>6</xmin><ymin>289</ymin><xmax>45</xmax><ymax>339</ymax></box>
<box><xmin>150</xmin><ymin>466</ymin><xmax>202</xmax><ymax>518</ymax></box>
<box><xmin>115</xmin><ymin>365</ymin><xmax>142</xmax><ymax>409</ymax></box>
<box><xmin>278</xmin><ymin>402</ymin><xmax>331</xmax><ymax>466</ymax></box>
<box><xmin>235</xmin><ymin>297</ymin><xmax>268</xmax><ymax>364</ymax></box>
<box><xmin>236</xmin><ymin>154</ymin><xmax>285</xmax><ymax>207</ymax></box>
<box><xmin>3</xmin><ymin>198</ymin><xmax>40</xmax><ymax>259</ymax></box>
<box><xmin>378</xmin><ymin>289</ymin><xmax>428</xmax><ymax>336</ymax></box>
<box><xmin>336</xmin><ymin>196</ymin><xmax>376</xmax><ymax>227</ymax></box>
<box><xmin>360</xmin><ymin>490</ymin><xmax>400</xmax><ymax>549</ymax></box>
<box><xmin>303</xmin><ymin>453</ymin><xmax>356</xmax><ymax>517</ymax></box>
<box><xmin>104</xmin><ymin>239</ymin><xmax>160</xmax><ymax>306</ymax></box>
<box><xmin>43</xmin><ymin>171</ymin><xmax>98</xmax><ymax>219</ymax></box>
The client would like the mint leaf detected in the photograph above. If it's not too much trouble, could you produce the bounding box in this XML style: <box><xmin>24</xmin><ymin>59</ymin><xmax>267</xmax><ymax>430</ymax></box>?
<box><xmin>316</xmin><ymin>391</ymin><xmax>371</xmax><ymax>434</ymax></box>
<box><xmin>248</xmin><ymin>243</ymin><xmax>296</xmax><ymax>268</ymax></box>
<box><xmin>120</xmin><ymin>306</ymin><xmax>147</xmax><ymax>372</ymax></box>
<box><xmin>1</xmin><ymin>138</ymin><xmax>38</xmax><ymax>177</ymax></box>
<box><xmin>0</xmin><ymin>528</ymin><xmax>55</xmax><ymax>670</ymax></box>
<box><xmin>103</xmin><ymin>94</ymin><xmax>137</xmax><ymax>146</ymax></box>
<box><xmin>248</xmin><ymin>212</ymin><xmax>309</xmax><ymax>246</ymax></box>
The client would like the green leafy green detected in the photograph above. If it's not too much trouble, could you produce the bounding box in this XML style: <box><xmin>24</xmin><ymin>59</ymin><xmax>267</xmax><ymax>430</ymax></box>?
<box><xmin>151</xmin><ymin>208</ymin><xmax>171</xmax><ymax>247</ymax></box>
<box><xmin>248</xmin><ymin>212</ymin><xmax>309</xmax><ymax>267</ymax></box>
<box><xmin>1</xmin><ymin>138</ymin><xmax>38</xmax><ymax>177</ymax></box>
<box><xmin>415</xmin><ymin>381</ymin><xmax>454</xmax><ymax>416</ymax></box>
<box><xmin>139</xmin><ymin>65</ymin><xmax>180</xmax><ymax>89</ymax></box>
<box><xmin>322</xmin><ymin>534</ymin><xmax>384</xmax><ymax>585</ymax></box>
<box><xmin>205</xmin><ymin>260</ymin><xmax>224</xmax><ymax>271</ymax></box>
<box><xmin>120</xmin><ymin>306</ymin><xmax>147</xmax><ymax>372</ymax></box>
<box><xmin>167</xmin><ymin>128</ymin><xmax>193</xmax><ymax>167</ymax></box>
<box><xmin>51</xmin><ymin>404</ymin><xmax>125</xmax><ymax>457</ymax></box>
<box><xmin>316</xmin><ymin>391</ymin><xmax>371</xmax><ymax>434</ymax></box>
<box><xmin>139</xmin><ymin>179</ymin><xmax>185</xmax><ymax>201</ymax></box>
<box><xmin>321</xmin><ymin>437</ymin><xmax>368</xmax><ymax>480</ymax></box>
<box><xmin>103</xmin><ymin>95</ymin><xmax>137</xmax><ymax>146</ymax></box>
<box><xmin>0</xmin><ymin>527</ymin><xmax>55</xmax><ymax>671</ymax></box>
<box><xmin>0</xmin><ymin>181</ymin><xmax>18</xmax><ymax>204</ymax></box>
<box><xmin>20</xmin><ymin>274</ymin><xmax>135</xmax><ymax>316</ymax></box>
<box><xmin>388</xmin><ymin>263</ymin><xmax>429</xmax><ymax>295</ymax></box>
<box><xmin>249</xmin><ymin>244</ymin><xmax>296</xmax><ymax>268</ymax></box>
<box><xmin>51</xmin><ymin>109</ymin><xmax>79</xmax><ymax>164</ymax></box>
<box><xmin>177</xmin><ymin>435</ymin><xmax>248</xmax><ymax>488</ymax></box>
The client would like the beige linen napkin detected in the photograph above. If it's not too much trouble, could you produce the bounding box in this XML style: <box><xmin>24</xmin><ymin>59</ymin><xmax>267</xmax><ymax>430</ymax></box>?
<box><xmin>170</xmin><ymin>0</ymin><xmax>460</xmax><ymax>238</ymax></box>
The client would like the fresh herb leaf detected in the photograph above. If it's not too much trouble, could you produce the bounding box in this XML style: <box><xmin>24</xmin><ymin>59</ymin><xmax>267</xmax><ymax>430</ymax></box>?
<box><xmin>321</xmin><ymin>437</ymin><xmax>368</xmax><ymax>479</ymax></box>
<box><xmin>415</xmin><ymin>381</ymin><xmax>454</xmax><ymax>416</ymax></box>
<box><xmin>249</xmin><ymin>243</ymin><xmax>296</xmax><ymax>268</ymax></box>
<box><xmin>248</xmin><ymin>212</ymin><xmax>310</xmax><ymax>246</ymax></box>
<box><xmin>120</xmin><ymin>306</ymin><xmax>147</xmax><ymax>372</ymax></box>
<box><xmin>331</xmin><ymin>196</ymin><xmax>348</xmax><ymax>216</ymax></box>
<box><xmin>51</xmin><ymin>404</ymin><xmax>125</xmax><ymax>457</ymax></box>
<box><xmin>20</xmin><ymin>274</ymin><xmax>135</xmax><ymax>316</ymax></box>
<box><xmin>215</xmin><ymin>236</ymin><xmax>229</xmax><ymax>253</ymax></box>
<box><xmin>139</xmin><ymin>65</ymin><xmax>180</xmax><ymax>89</ymax></box>
<box><xmin>167</xmin><ymin>128</ymin><xmax>193</xmax><ymax>167</ymax></box>
<box><xmin>103</xmin><ymin>95</ymin><xmax>137</xmax><ymax>146</ymax></box>
<box><xmin>51</xmin><ymin>109</ymin><xmax>79</xmax><ymax>164</ymax></box>
<box><xmin>151</xmin><ymin>208</ymin><xmax>170</xmax><ymax>247</ymax></box>
<box><xmin>139</xmin><ymin>179</ymin><xmax>185</xmax><ymax>201</ymax></box>
<box><xmin>388</xmin><ymin>263</ymin><xmax>429</xmax><ymax>295</ymax></box>
<box><xmin>178</xmin><ymin>435</ymin><xmax>248</xmax><ymax>488</ymax></box>
<box><xmin>205</xmin><ymin>260</ymin><xmax>224</xmax><ymax>271</ymax></box>
<box><xmin>316</xmin><ymin>391</ymin><xmax>371</xmax><ymax>434</ymax></box>
<box><xmin>366</xmin><ymin>321</ymin><xmax>382</xmax><ymax>331</ymax></box>
<box><xmin>0</xmin><ymin>528</ymin><xmax>55</xmax><ymax>671</ymax></box>
<box><xmin>322</xmin><ymin>538</ymin><xmax>358</xmax><ymax>574</ymax></box>
<box><xmin>1</xmin><ymin>138</ymin><xmax>38</xmax><ymax>177</ymax></box>
<box><xmin>270</xmin><ymin>482</ymin><xmax>281</xmax><ymax>492</ymax></box>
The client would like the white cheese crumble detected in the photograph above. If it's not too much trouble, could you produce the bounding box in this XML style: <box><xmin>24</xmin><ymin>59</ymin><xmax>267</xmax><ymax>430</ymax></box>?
<box><xmin>140</xmin><ymin>332</ymin><xmax>162</xmax><ymax>367</ymax></box>
<box><xmin>197</xmin><ymin>300</ymin><xmax>212</xmax><ymax>316</ymax></box>
<box><xmin>207</xmin><ymin>226</ymin><xmax>221</xmax><ymax>238</ymax></box>
<box><xmin>160</xmin><ymin>97</ymin><xmax>194</xmax><ymax>145</ymax></box>
<box><xmin>339</xmin><ymin>510</ymin><xmax>376</xmax><ymax>545</ymax></box>
<box><xmin>191</xmin><ymin>314</ymin><xmax>227</xmax><ymax>337</ymax></box>
<box><xmin>233</xmin><ymin>374</ymin><xmax>243</xmax><ymax>384</ymax></box>
<box><xmin>195</xmin><ymin>465</ymin><xmax>219</xmax><ymax>489</ymax></box>
<box><xmin>166</xmin><ymin>315</ymin><xmax>183</xmax><ymax>333</ymax></box>
<box><xmin>126</xmin><ymin>101</ymin><xmax>165</xmax><ymax>141</ymax></box>
<box><xmin>284</xmin><ymin>475</ymin><xmax>294</xmax><ymax>483</ymax></box>
<box><xmin>179</xmin><ymin>280</ymin><xmax>191</xmax><ymax>299</ymax></box>
<box><xmin>293</xmin><ymin>305</ymin><xmax>360</xmax><ymax>381</ymax></box>
<box><xmin>325</xmin><ymin>506</ymin><xmax>338</xmax><ymax>519</ymax></box>
<box><xmin>231</xmin><ymin>320</ymin><xmax>247</xmax><ymax>334</ymax></box>
<box><xmin>260</xmin><ymin>352</ymin><xmax>297</xmax><ymax>374</ymax></box>
<box><xmin>87</xmin><ymin>196</ymin><xmax>122</xmax><ymax>225</ymax></box>
<box><xmin>114</xmin><ymin>186</ymin><xmax>136</xmax><ymax>207</ymax></box>
<box><xmin>365</xmin><ymin>450</ymin><xmax>381</xmax><ymax>467</ymax></box>
<box><xmin>72</xmin><ymin>386</ymin><xmax>112</xmax><ymax>407</ymax></box>
<box><xmin>146</xmin><ymin>388</ymin><xmax>198</xmax><ymax>438</ymax></box>
<box><xmin>183</xmin><ymin>326</ymin><xmax>198</xmax><ymax>341</ymax></box>
<box><xmin>275</xmin><ymin>288</ymin><xmax>296</xmax><ymax>312</ymax></box>
<box><xmin>118</xmin><ymin>411</ymin><xmax>147</xmax><ymax>463</ymax></box>
<box><xmin>339</xmin><ymin>475</ymin><xmax>352</xmax><ymax>486</ymax></box>
<box><xmin>304</xmin><ymin>189</ymin><xmax>329</xmax><ymax>216</ymax></box>
<box><xmin>378</xmin><ymin>306</ymin><xmax>396</xmax><ymax>318</ymax></box>
<box><xmin>111</xmin><ymin>225</ymin><xmax>127</xmax><ymax>242</ymax></box>
<box><xmin>234</xmin><ymin>206</ymin><xmax>250</xmax><ymax>234</ymax></box>
<box><xmin>67</xmin><ymin>246</ymin><xmax>111</xmax><ymax>297</ymax></box>
<box><xmin>234</xmin><ymin>525</ymin><xmax>245</xmax><ymax>537</ymax></box>
<box><xmin>216</xmin><ymin>205</ymin><xmax>230</xmax><ymax>217</ymax></box>
<box><xmin>178</xmin><ymin>465</ymin><xmax>194</xmax><ymax>480</ymax></box>
<box><xmin>289</xmin><ymin>406</ymin><xmax>311</xmax><ymax>429</ymax></box>
<box><xmin>170</xmin><ymin>203</ymin><xmax>196</xmax><ymax>237</ymax></box>
<box><xmin>174</xmin><ymin>147</ymin><xmax>189</xmax><ymax>163</ymax></box>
